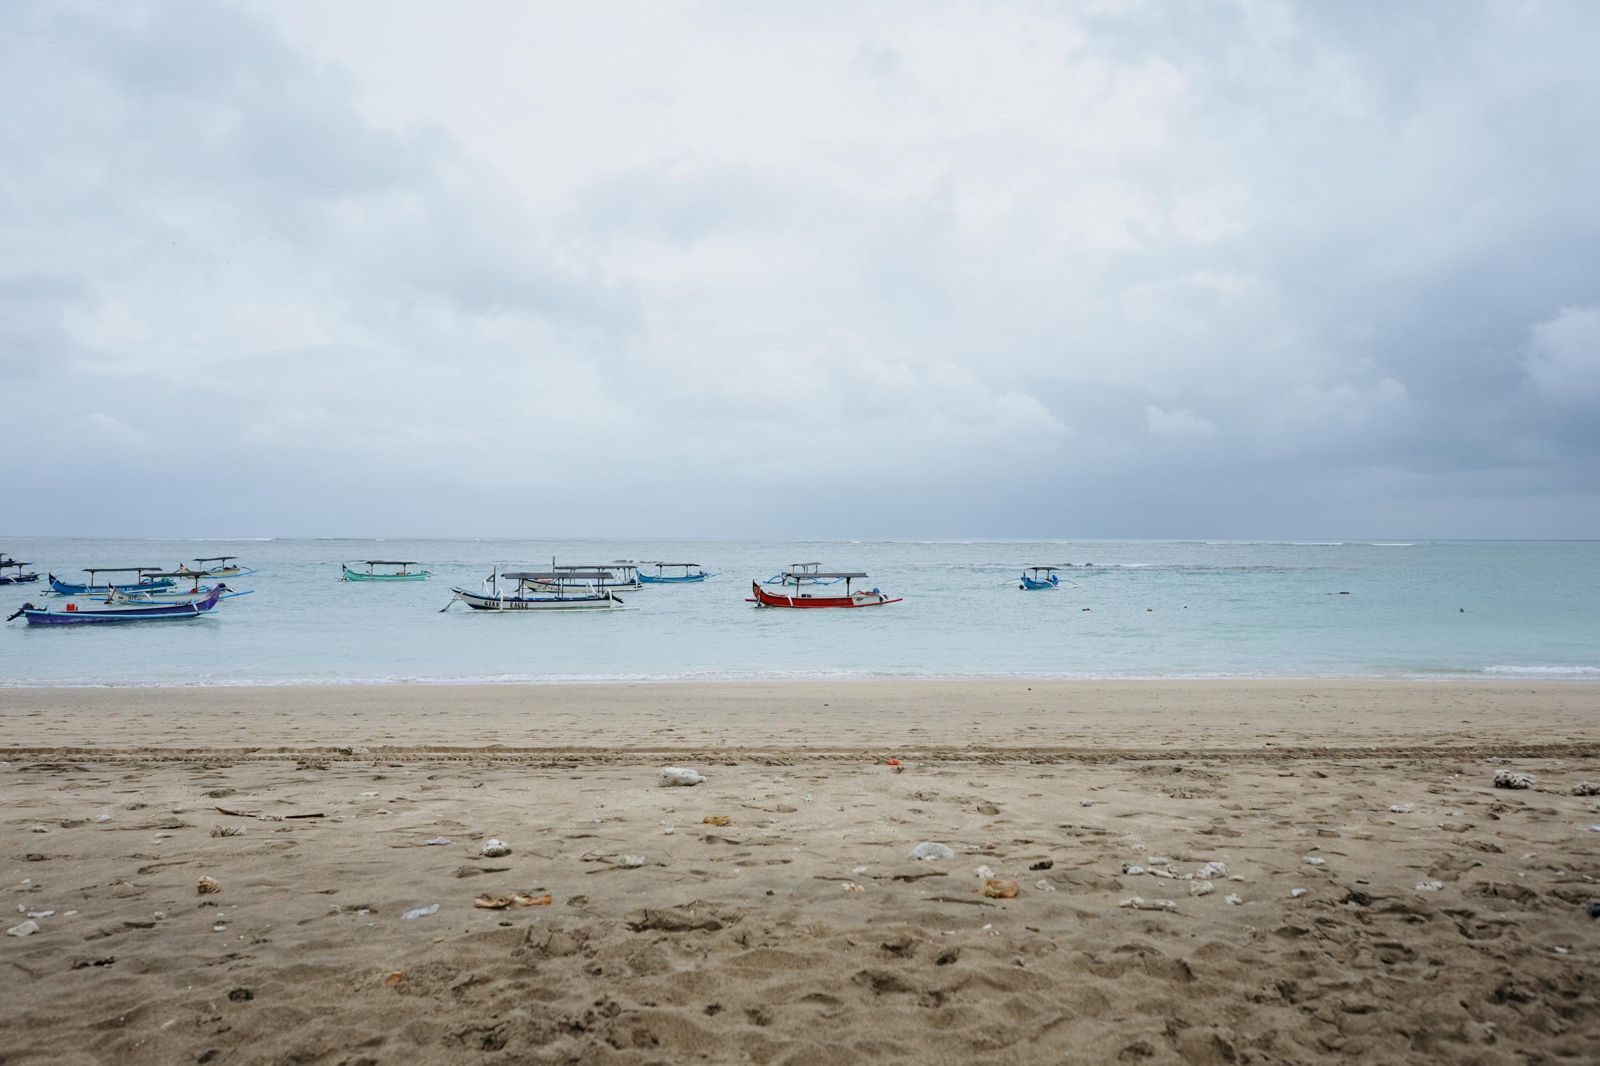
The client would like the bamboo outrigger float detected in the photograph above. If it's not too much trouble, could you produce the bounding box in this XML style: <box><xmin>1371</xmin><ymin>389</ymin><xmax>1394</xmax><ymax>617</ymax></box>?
<box><xmin>443</xmin><ymin>569</ymin><xmax>626</xmax><ymax>611</ymax></box>
<box><xmin>747</xmin><ymin>570</ymin><xmax>901</xmax><ymax>609</ymax></box>
<box><xmin>342</xmin><ymin>560</ymin><xmax>431</xmax><ymax>582</ymax></box>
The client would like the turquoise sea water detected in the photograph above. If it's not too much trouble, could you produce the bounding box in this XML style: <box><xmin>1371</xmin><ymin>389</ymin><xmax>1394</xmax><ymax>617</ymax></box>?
<box><xmin>0</xmin><ymin>538</ymin><xmax>1596</xmax><ymax>686</ymax></box>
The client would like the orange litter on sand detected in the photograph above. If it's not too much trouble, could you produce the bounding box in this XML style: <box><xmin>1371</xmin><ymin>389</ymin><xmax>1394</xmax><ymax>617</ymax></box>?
<box><xmin>885</xmin><ymin>758</ymin><xmax>901</xmax><ymax>766</ymax></box>
<box><xmin>702</xmin><ymin>815</ymin><xmax>731</xmax><ymax>827</ymax></box>
<box><xmin>384</xmin><ymin>971</ymin><xmax>405</xmax><ymax>988</ymax></box>
<box><xmin>981</xmin><ymin>878</ymin><xmax>1019</xmax><ymax>899</ymax></box>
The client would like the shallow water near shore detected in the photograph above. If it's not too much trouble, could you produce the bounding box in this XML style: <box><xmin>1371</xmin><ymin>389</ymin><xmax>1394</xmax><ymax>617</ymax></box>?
<box><xmin>1</xmin><ymin>537</ymin><xmax>1596</xmax><ymax>686</ymax></box>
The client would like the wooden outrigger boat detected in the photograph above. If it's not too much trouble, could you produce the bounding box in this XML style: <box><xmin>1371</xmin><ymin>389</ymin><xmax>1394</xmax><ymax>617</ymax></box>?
<box><xmin>1019</xmin><ymin>566</ymin><xmax>1062</xmax><ymax>590</ymax></box>
<box><xmin>49</xmin><ymin>567</ymin><xmax>175</xmax><ymax>596</ymax></box>
<box><xmin>525</xmin><ymin>562</ymin><xmax>642</xmax><ymax>592</ymax></box>
<box><xmin>638</xmin><ymin>561</ymin><xmax>710</xmax><ymax>584</ymax></box>
<box><xmin>443</xmin><ymin>569</ymin><xmax>626</xmax><ymax>612</ymax></box>
<box><xmin>761</xmin><ymin>562</ymin><xmax>842</xmax><ymax>586</ymax></box>
<box><xmin>103</xmin><ymin>575</ymin><xmax>254</xmax><ymax>604</ymax></box>
<box><xmin>177</xmin><ymin>556</ymin><xmax>257</xmax><ymax>578</ymax></box>
<box><xmin>8</xmin><ymin>585</ymin><xmax>225</xmax><ymax>625</ymax></box>
<box><xmin>342</xmin><ymin>560</ymin><xmax>431</xmax><ymax>582</ymax></box>
<box><xmin>0</xmin><ymin>557</ymin><xmax>40</xmax><ymax>585</ymax></box>
<box><xmin>747</xmin><ymin>571</ymin><xmax>901</xmax><ymax>609</ymax></box>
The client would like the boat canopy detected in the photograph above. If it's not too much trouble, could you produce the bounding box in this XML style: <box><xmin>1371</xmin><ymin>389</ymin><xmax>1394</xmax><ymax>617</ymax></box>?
<box><xmin>194</xmin><ymin>556</ymin><xmax>238</xmax><ymax>563</ymax></box>
<box><xmin>503</xmin><ymin>570</ymin><xmax>615</xmax><ymax>581</ymax></box>
<box><xmin>1026</xmin><ymin>565</ymin><xmax>1062</xmax><ymax>573</ymax></box>
<box><xmin>362</xmin><ymin>560</ymin><xmax>420</xmax><ymax>566</ymax></box>
<box><xmin>140</xmin><ymin>571</ymin><xmax>206</xmax><ymax>579</ymax></box>
<box><xmin>1</xmin><ymin>560</ymin><xmax>33</xmax><ymax>567</ymax></box>
<box><xmin>643</xmin><ymin>561</ymin><xmax>701</xmax><ymax>567</ymax></box>
<box><xmin>554</xmin><ymin>562</ymin><xmax>635</xmax><ymax>571</ymax></box>
<box><xmin>82</xmin><ymin>567</ymin><xmax>164</xmax><ymax>574</ymax></box>
<box><xmin>786</xmin><ymin>570</ymin><xmax>869</xmax><ymax>579</ymax></box>
<box><xmin>790</xmin><ymin>562</ymin><xmax>822</xmax><ymax>570</ymax></box>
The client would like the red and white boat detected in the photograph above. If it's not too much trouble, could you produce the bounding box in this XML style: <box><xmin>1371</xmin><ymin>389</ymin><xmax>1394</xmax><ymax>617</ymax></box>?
<box><xmin>747</xmin><ymin>571</ymin><xmax>902</xmax><ymax>609</ymax></box>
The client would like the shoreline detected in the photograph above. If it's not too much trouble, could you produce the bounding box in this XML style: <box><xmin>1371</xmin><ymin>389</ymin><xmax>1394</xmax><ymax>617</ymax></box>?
<box><xmin>4</xmin><ymin>678</ymin><xmax>1596</xmax><ymax>756</ymax></box>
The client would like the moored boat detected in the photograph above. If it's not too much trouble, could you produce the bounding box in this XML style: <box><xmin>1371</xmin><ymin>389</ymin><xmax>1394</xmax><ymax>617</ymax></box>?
<box><xmin>342</xmin><ymin>560</ymin><xmax>431</xmax><ymax>582</ymax></box>
<box><xmin>762</xmin><ymin>562</ymin><xmax>842</xmax><ymax>586</ymax></box>
<box><xmin>525</xmin><ymin>562</ymin><xmax>643</xmax><ymax>592</ymax></box>
<box><xmin>444</xmin><ymin>569</ymin><xmax>626</xmax><ymax>611</ymax></box>
<box><xmin>177</xmin><ymin>556</ymin><xmax>257</xmax><ymax>578</ymax></box>
<box><xmin>0</xmin><ymin>558</ymin><xmax>40</xmax><ymax>585</ymax></box>
<box><xmin>49</xmin><ymin>567</ymin><xmax>175</xmax><ymax>596</ymax></box>
<box><xmin>747</xmin><ymin>571</ymin><xmax>901</xmax><ymax>609</ymax></box>
<box><xmin>8</xmin><ymin>585</ymin><xmax>225</xmax><ymax>625</ymax></box>
<box><xmin>1019</xmin><ymin>566</ymin><xmax>1062</xmax><ymax>590</ymax></box>
<box><xmin>638</xmin><ymin>561</ymin><xmax>710</xmax><ymax>584</ymax></box>
<box><xmin>103</xmin><ymin>579</ymin><xmax>253</xmax><ymax>604</ymax></box>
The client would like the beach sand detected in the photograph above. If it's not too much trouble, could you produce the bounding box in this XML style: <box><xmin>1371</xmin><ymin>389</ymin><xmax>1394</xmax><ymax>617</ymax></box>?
<box><xmin>3</xmin><ymin>681</ymin><xmax>1598</xmax><ymax>1064</ymax></box>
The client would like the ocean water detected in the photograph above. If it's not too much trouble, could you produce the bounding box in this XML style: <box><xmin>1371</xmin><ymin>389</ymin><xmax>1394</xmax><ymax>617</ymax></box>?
<box><xmin>0</xmin><ymin>538</ymin><xmax>1596</xmax><ymax>686</ymax></box>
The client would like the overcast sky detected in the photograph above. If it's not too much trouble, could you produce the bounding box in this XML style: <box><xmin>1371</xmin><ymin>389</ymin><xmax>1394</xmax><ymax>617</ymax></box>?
<box><xmin>4</xmin><ymin>1</ymin><xmax>1597</xmax><ymax>538</ymax></box>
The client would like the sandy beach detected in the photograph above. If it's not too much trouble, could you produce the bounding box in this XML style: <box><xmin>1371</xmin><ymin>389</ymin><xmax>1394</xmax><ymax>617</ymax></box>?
<box><xmin>4</xmin><ymin>681</ymin><xmax>1598</xmax><ymax>1064</ymax></box>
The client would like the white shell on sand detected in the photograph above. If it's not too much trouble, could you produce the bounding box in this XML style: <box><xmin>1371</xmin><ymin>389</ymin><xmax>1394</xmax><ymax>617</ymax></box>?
<box><xmin>910</xmin><ymin>842</ymin><xmax>955</xmax><ymax>861</ymax></box>
<box><xmin>6</xmin><ymin>920</ymin><xmax>40</xmax><ymax>937</ymax></box>
<box><xmin>1302</xmin><ymin>856</ymin><xmax>1326</xmax><ymax>866</ymax></box>
<box><xmin>1289</xmin><ymin>888</ymin><xmax>1309</xmax><ymax>898</ymax></box>
<box><xmin>1388</xmin><ymin>803</ymin><xmax>1417</xmax><ymax>813</ymax></box>
<box><xmin>1190</xmin><ymin>880</ymin><xmax>1214</xmax><ymax>896</ymax></box>
<box><xmin>1415</xmin><ymin>880</ymin><xmax>1444</xmax><ymax>892</ymax></box>
<box><xmin>479</xmin><ymin>839</ymin><xmax>511</xmax><ymax>857</ymax></box>
<box><xmin>659</xmin><ymin>767</ymin><xmax>706</xmax><ymax>787</ymax></box>
<box><xmin>1493</xmin><ymin>769</ymin><xmax>1534</xmax><ymax>789</ymax></box>
<box><xmin>1118</xmin><ymin>897</ymin><xmax>1177</xmax><ymax>912</ymax></box>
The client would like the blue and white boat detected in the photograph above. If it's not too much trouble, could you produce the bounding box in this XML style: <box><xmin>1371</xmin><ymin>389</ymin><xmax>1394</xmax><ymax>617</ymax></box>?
<box><xmin>1019</xmin><ymin>566</ymin><xmax>1063</xmax><ymax>590</ymax></box>
<box><xmin>9</xmin><ymin>585</ymin><xmax>225</xmax><ymax>625</ymax></box>
<box><xmin>49</xmin><ymin>567</ymin><xmax>176</xmax><ymax>596</ymax></box>
<box><xmin>638</xmin><ymin>561</ymin><xmax>710</xmax><ymax>584</ymax></box>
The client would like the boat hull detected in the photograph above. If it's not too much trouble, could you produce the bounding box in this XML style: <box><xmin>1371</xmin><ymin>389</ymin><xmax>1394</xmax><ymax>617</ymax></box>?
<box><xmin>1019</xmin><ymin>575</ymin><xmax>1060</xmax><ymax>590</ymax></box>
<box><xmin>342</xmin><ymin>567</ymin><xmax>430</xmax><ymax>582</ymax></box>
<box><xmin>639</xmin><ymin>572</ymin><xmax>708</xmax><ymax>584</ymax></box>
<box><xmin>450</xmin><ymin>588</ymin><xmax>623</xmax><ymax>611</ymax></box>
<box><xmin>747</xmin><ymin>581</ymin><xmax>900</xmax><ymax>609</ymax></box>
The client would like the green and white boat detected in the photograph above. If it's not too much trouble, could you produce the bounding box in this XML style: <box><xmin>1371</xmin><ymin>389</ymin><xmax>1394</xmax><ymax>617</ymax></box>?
<box><xmin>341</xmin><ymin>560</ymin><xmax>431</xmax><ymax>582</ymax></box>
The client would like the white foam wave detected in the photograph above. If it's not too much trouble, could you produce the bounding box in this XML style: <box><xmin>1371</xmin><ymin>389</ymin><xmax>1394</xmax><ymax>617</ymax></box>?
<box><xmin>1483</xmin><ymin>665</ymin><xmax>1600</xmax><ymax>678</ymax></box>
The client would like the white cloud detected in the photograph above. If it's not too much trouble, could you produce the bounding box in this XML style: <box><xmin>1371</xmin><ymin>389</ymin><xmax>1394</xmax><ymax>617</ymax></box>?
<box><xmin>2</xmin><ymin>1</ymin><xmax>1598</xmax><ymax>535</ymax></box>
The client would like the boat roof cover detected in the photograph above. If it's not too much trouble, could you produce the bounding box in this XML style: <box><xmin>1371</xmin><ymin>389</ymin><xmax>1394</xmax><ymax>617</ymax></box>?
<box><xmin>554</xmin><ymin>562</ymin><xmax>634</xmax><ymax>570</ymax></box>
<box><xmin>360</xmin><ymin>560</ymin><xmax>421</xmax><ymax>566</ymax></box>
<box><xmin>790</xmin><ymin>562</ymin><xmax>822</xmax><ymax>568</ymax></box>
<box><xmin>645</xmin><ymin>561</ymin><xmax>701</xmax><ymax>567</ymax></box>
<box><xmin>194</xmin><ymin>556</ymin><xmax>238</xmax><ymax>562</ymax></box>
<box><xmin>504</xmin><ymin>570</ymin><xmax>615</xmax><ymax>581</ymax></box>
<box><xmin>83</xmin><ymin>567</ymin><xmax>163</xmax><ymax>573</ymax></box>
<box><xmin>1026</xmin><ymin>565</ymin><xmax>1061</xmax><ymax>571</ymax></box>
<box><xmin>1</xmin><ymin>560</ymin><xmax>32</xmax><ymax>567</ymax></box>
<box><xmin>788</xmin><ymin>571</ymin><xmax>869</xmax><ymax>579</ymax></box>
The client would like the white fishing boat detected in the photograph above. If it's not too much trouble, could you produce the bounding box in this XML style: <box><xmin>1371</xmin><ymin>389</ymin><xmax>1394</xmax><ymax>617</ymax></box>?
<box><xmin>176</xmin><ymin>556</ymin><xmax>258</xmax><ymax>578</ymax></box>
<box><xmin>524</xmin><ymin>561</ymin><xmax>643</xmax><ymax>592</ymax></box>
<box><xmin>442</xmin><ymin>569</ymin><xmax>627</xmax><ymax>612</ymax></box>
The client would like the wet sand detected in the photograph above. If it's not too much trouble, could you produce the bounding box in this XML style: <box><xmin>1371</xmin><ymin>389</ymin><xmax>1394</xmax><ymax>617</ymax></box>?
<box><xmin>3</xmin><ymin>681</ymin><xmax>1598</xmax><ymax>1064</ymax></box>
